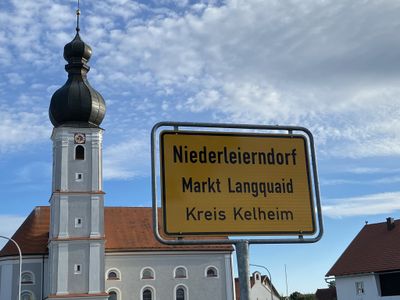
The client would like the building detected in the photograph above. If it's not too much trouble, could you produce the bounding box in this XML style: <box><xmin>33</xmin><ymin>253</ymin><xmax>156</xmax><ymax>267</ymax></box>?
<box><xmin>0</xmin><ymin>15</ymin><xmax>234</xmax><ymax>300</ymax></box>
<box><xmin>235</xmin><ymin>271</ymin><xmax>281</xmax><ymax>300</ymax></box>
<box><xmin>315</xmin><ymin>287</ymin><xmax>337</xmax><ymax>300</ymax></box>
<box><xmin>326</xmin><ymin>217</ymin><xmax>400</xmax><ymax>300</ymax></box>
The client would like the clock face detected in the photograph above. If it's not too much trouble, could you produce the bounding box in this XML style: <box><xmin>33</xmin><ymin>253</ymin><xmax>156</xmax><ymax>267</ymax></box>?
<box><xmin>74</xmin><ymin>133</ymin><xmax>86</xmax><ymax>144</ymax></box>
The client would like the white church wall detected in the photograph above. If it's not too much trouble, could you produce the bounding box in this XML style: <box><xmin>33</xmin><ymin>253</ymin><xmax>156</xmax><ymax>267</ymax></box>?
<box><xmin>0</xmin><ymin>256</ymin><xmax>47</xmax><ymax>300</ymax></box>
<box><xmin>105</xmin><ymin>251</ymin><xmax>234</xmax><ymax>300</ymax></box>
<box><xmin>0</xmin><ymin>261</ymin><xmax>13</xmax><ymax>300</ymax></box>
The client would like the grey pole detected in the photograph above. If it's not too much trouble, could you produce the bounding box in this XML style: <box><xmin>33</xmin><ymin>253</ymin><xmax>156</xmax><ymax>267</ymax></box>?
<box><xmin>0</xmin><ymin>235</ymin><xmax>22</xmax><ymax>300</ymax></box>
<box><xmin>250</xmin><ymin>264</ymin><xmax>273</xmax><ymax>300</ymax></box>
<box><xmin>285</xmin><ymin>264</ymin><xmax>289</xmax><ymax>299</ymax></box>
<box><xmin>236</xmin><ymin>241</ymin><xmax>250</xmax><ymax>300</ymax></box>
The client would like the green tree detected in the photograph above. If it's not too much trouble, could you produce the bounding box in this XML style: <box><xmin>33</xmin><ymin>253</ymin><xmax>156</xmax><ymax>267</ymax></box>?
<box><xmin>289</xmin><ymin>292</ymin><xmax>302</xmax><ymax>300</ymax></box>
<box><xmin>289</xmin><ymin>292</ymin><xmax>316</xmax><ymax>300</ymax></box>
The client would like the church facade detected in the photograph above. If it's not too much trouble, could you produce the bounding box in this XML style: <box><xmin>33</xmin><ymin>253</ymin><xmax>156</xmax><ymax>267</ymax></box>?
<box><xmin>0</xmin><ymin>22</ymin><xmax>234</xmax><ymax>300</ymax></box>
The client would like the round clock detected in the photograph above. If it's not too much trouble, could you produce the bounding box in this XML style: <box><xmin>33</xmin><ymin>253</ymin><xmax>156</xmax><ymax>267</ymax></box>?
<box><xmin>74</xmin><ymin>133</ymin><xmax>86</xmax><ymax>144</ymax></box>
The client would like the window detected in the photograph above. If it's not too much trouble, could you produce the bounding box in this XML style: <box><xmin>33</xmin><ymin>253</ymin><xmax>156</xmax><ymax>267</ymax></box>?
<box><xmin>206</xmin><ymin>266</ymin><xmax>218</xmax><ymax>278</ymax></box>
<box><xmin>141</xmin><ymin>267</ymin><xmax>155</xmax><ymax>279</ymax></box>
<box><xmin>75</xmin><ymin>218</ymin><xmax>83</xmax><ymax>228</ymax></box>
<box><xmin>74</xmin><ymin>264</ymin><xmax>82</xmax><ymax>274</ymax></box>
<box><xmin>21</xmin><ymin>291</ymin><xmax>34</xmax><ymax>300</ymax></box>
<box><xmin>75</xmin><ymin>173</ymin><xmax>83</xmax><ymax>181</ymax></box>
<box><xmin>175</xmin><ymin>286</ymin><xmax>187</xmax><ymax>300</ymax></box>
<box><xmin>21</xmin><ymin>271</ymin><xmax>34</xmax><ymax>284</ymax></box>
<box><xmin>75</xmin><ymin>145</ymin><xmax>85</xmax><ymax>160</ymax></box>
<box><xmin>176</xmin><ymin>288</ymin><xmax>185</xmax><ymax>300</ymax></box>
<box><xmin>174</xmin><ymin>267</ymin><xmax>187</xmax><ymax>279</ymax></box>
<box><xmin>107</xmin><ymin>269</ymin><xmax>121</xmax><ymax>280</ymax></box>
<box><xmin>109</xmin><ymin>291</ymin><xmax>118</xmax><ymax>300</ymax></box>
<box><xmin>107</xmin><ymin>288</ymin><xmax>121</xmax><ymax>300</ymax></box>
<box><xmin>355</xmin><ymin>281</ymin><xmax>364</xmax><ymax>295</ymax></box>
<box><xmin>143</xmin><ymin>288</ymin><xmax>153</xmax><ymax>300</ymax></box>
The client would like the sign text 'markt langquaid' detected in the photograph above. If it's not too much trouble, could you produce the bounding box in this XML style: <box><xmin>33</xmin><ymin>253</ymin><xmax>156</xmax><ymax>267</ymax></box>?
<box><xmin>160</xmin><ymin>131</ymin><xmax>316</xmax><ymax>236</ymax></box>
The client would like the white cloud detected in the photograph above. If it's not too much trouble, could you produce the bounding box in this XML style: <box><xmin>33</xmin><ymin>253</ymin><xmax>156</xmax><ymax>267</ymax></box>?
<box><xmin>320</xmin><ymin>176</ymin><xmax>400</xmax><ymax>186</ymax></box>
<box><xmin>0</xmin><ymin>109</ymin><xmax>50</xmax><ymax>154</ymax></box>
<box><xmin>85</xmin><ymin>0</ymin><xmax>400</xmax><ymax>159</ymax></box>
<box><xmin>0</xmin><ymin>215</ymin><xmax>25</xmax><ymax>248</ymax></box>
<box><xmin>323</xmin><ymin>192</ymin><xmax>400</xmax><ymax>218</ymax></box>
<box><xmin>7</xmin><ymin>73</ymin><xmax>25</xmax><ymax>85</ymax></box>
<box><xmin>103</xmin><ymin>136</ymin><xmax>150</xmax><ymax>180</ymax></box>
<box><xmin>14</xmin><ymin>162</ymin><xmax>52</xmax><ymax>184</ymax></box>
<box><xmin>345</xmin><ymin>167</ymin><xmax>400</xmax><ymax>175</ymax></box>
<box><xmin>0</xmin><ymin>0</ymin><xmax>399</xmax><ymax>178</ymax></box>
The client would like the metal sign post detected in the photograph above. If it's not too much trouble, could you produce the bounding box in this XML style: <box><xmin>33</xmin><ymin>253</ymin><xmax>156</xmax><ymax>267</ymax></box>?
<box><xmin>151</xmin><ymin>122</ymin><xmax>323</xmax><ymax>300</ymax></box>
<box><xmin>236</xmin><ymin>241</ymin><xmax>251</xmax><ymax>300</ymax></box>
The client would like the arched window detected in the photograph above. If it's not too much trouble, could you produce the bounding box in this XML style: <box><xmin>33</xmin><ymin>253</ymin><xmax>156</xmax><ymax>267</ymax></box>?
<box><xmin>107</xmin><ymin>269</ymin><xmax>121</xmax><ymax>280</ymax></box>
<box><xmin>21</xmin><ymin>291</ymin><xmax>34</xmax><ymax>300</ymax></box>
<box><xmin>176</xmin><ymin>286</ymin><xmax>187</xmax><ymax>300</ymax></box>
<box><xmin>141</xmin><ymin>267</ymin><xmax>155</xmax><ymax>279</ymax></box>
<box><xmin>21</xmin><ymin>272</ymin><xmax>34</xmax><ymax>284</ymax></box>
<box><xmin>75</xmin><ymin>145</ymin><xmax>85</xmax><ymax>160</ymax></box>
<box><xmin>174</xmin><ymin>267</ymin><xmax>187</xmax><ymax>279</ymax></box>
<box><xmin>206</xmin><ymin>266</ymin><xmax>218</xmax><ymax>278</ymax></box>
<box><xmin>143</xmin><ymin>288</ymin><xmax>153</xmax><ymax>300</ymax></box>
<box><xmin>108</xmin><ymin>291</ymin><xmax>118</xmax><ymax>300</ymax></box>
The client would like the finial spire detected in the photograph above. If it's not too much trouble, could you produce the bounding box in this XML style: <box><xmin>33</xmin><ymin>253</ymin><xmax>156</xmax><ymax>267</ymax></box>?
<box><xmin>76</xmin><ymin>0</ymin><xmax>81</xmax><ymax>32</ymax></box>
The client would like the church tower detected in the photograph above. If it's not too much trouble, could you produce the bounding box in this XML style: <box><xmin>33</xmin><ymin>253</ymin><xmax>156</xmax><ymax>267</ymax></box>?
<box><xmin>47</xmin><ymin>7</ymin><xmax>108</xmax><ymax>300</ymax></box>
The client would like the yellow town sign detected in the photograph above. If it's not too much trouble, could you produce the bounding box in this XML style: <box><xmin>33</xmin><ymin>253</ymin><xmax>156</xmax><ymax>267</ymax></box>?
<box><xmin>160</xmin><ymin>131</ymin><xmax>316</xmax><ymax>236</ymax></box>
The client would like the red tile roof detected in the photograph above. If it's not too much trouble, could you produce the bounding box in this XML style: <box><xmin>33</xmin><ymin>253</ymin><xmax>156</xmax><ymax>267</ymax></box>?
<box><xmin>0</xmin><ymin>206</ymin><xmax>232</xmax><ymax>257</ymax></box>
<box><xmin>326</xmin><ymin>219</ymin><xmax>400</xmax><ymax>276</ymax></box>
<box><xmin>0</xmin><ymin>206</ymin><xmax>49</xmax><ymax>256</ymax></box>
<box><xmin>104</xmin><ymin>207</ymin><xmax>232</xmax><ymax>252</ymax></box>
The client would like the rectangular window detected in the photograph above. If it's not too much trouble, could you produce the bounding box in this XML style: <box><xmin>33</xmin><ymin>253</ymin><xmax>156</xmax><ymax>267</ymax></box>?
<box><xmin>75</xmin><ymin>218</ymin><xmax>83</xmax><ymax>228</ymax></box>
<box><xmin>74</xmin><ymin>264</ymin><xmax>82</xmax><ymax>274</ymax></box>
<box><xmin>75</xmin><ymin>173</ymin><xmax>83</xmax><ymax>181</ymax></box>
<box><xmin>355</xmin><ymin>281</ymin><xmax>364</xmax><ymax>295</ymax></box>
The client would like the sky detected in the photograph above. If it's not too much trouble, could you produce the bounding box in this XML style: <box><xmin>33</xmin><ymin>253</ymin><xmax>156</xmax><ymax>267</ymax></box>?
<box><xmin>0</xmin><ymin>0</ymin><xmax>400</xmax><ymax>296</ymax></box>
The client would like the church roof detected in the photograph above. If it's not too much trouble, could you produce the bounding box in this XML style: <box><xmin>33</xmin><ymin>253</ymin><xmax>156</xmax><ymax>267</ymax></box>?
<box><xmin>326</xmin><ymin>218</ymin><xmax>400</xmax><ymax>276</ymax></box>
<box><xmin>49</xmin><ymin>18</ymin><xmax>105</xmax><ymax>128</ymax></box>
<box><xmin>0</xmin><ymin>206</ymin><xmax>232</xmax><ymax>257</ymax></box>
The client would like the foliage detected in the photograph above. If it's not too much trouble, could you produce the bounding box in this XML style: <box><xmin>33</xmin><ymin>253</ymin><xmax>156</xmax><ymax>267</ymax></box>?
<box><xmin>327</xmin><ymin>280</ymin><xmax>336</xmax><ymax>288</ymax></box>
<box><xmin>285</xmin><ymin>291</ymin><xmax>315</xmax><ymax>300</ymax></box>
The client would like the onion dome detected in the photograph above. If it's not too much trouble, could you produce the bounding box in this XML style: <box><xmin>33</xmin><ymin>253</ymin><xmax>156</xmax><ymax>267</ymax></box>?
<box><xmin>49</xmin><ymin>30</ymin><xmax>106</xmax><ymax>128</ymax></box>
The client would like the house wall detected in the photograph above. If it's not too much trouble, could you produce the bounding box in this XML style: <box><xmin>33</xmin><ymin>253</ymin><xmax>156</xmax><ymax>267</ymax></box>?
<box><xmin>250</xmin><ymin>281</ymin><xmax>280</xmax><ymax>300</ymax></box>
<box><xmin>248</xmin><ymin>272</ymin><xmax>280</xmax><ymax>300</ymax></box>
<box><xmin>105</xmin><ymin>251</ymin><xmax>234</xmax><ymax>300</ymax></box>
<box><xmin>336</xmin><ymin>274</ymin><xmax>400</xmax><ymax>300</ymax></box>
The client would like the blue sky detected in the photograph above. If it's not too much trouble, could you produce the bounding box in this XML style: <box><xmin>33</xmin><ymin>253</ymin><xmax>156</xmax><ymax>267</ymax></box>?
<box><xmin>1</xmin><ymin>0</ymin><xmax>400</xmax><ymax>295</ymax></box>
